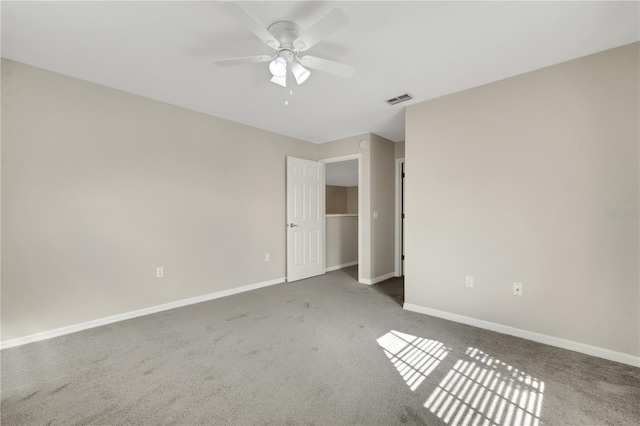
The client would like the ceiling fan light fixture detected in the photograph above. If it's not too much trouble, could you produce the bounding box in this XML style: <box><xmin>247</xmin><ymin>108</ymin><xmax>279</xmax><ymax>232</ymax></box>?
<box><xmin>269</xmin><ymin>56</ymin><xmax>287</xmax><ymax>78</ymax></box>
<box><xmin>291</xmin><ymin>61</ymin><xmax>311</xmax><ymax>85</ymax></box>
<box><xmin>216</xmin><ymin>5</ymin><xmax>354</xmax><ymax>92</ymax></box>
<box><xmin>270</xmin><ymin>74</ymin><xmax>286</xmax><ymax>87</ymax></box>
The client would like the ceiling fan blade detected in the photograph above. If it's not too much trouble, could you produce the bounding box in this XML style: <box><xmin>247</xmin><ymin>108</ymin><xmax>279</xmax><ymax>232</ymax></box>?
<box><xmin>299</xmin><ymin>56</ymin><xmax>355</xmax><ymax>79</ymax></box>
<box><xmin>293</xmin><ymin>9</ymin><xmax>349</xmax><ymax>51</ymax></box>
<box><xmin>212</xmin><ymin>55</ymin><xmax>272</xmax><ymax>67</ymax></box>
<box><xmin>222</xmin><ymin>2</ymin><xmax>280</xmax><ymax>49</ymax></box>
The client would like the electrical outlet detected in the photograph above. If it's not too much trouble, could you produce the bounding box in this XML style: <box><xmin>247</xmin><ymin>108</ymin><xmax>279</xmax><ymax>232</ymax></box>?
<box><xmin>513</xmin><ymin>282</ymin><xmax>523</xmax><ymax>296</ymax></box>
<box><xmin>265</xmin><ymin>253</ymin><xmax>270</xmax><ymax>262</ymax></box>
<box><xmin>373</xmin><ymin>211</ymin><xmax>379</xmax><ymax>219</ymax></box>
<box><xmin>465</xmin><ymin>275</ymin><xmax>474</xmax><ymax>288</ymax></box>
<box><xmin>156</xmin><ymin>267</ymin><xmax>164</xmax><ymax>278</ymax></box>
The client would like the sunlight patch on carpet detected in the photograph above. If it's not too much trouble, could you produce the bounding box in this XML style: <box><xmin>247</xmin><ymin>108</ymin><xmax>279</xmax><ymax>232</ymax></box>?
<box><xmin>376</xmin><ymin>330</ymin><xmax>449</xmax><ymax>391</ymax></box>
<box><xmin>424</xmin><ymin>347</ymin><xmax>544</xmax><ymax>425</ymax></box>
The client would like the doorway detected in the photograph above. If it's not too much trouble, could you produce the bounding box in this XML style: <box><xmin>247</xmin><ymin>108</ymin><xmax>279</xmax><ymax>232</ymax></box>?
<box><xmin>320</xmin><ymin>154</ymin><xmax>362</xmax><ymax>284</ymax></box>
<box><xmin>370</xmin><ymin>155</ymin><xmax>404</xmax><ymax>305</ymax></box>
<box><xmin>395</xmin><ymin>157</ymin><xmax>405</xmax><ymax>277</ymax></box>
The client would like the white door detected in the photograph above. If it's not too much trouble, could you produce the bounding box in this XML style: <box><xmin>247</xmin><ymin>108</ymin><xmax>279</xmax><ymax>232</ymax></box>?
<box><xmin>287</xmin><ymin>157</ymin><xmax>325</xmax><ymax>282</ymax></box>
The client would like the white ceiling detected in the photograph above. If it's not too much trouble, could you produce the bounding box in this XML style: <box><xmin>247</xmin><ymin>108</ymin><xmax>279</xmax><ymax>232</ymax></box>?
<box><xmin>326</xmin><ymin>160</ymin><xmax>358</xmax><ymax>186</ymax></box>
<box><xmin>2</xmin><ymin>1</ymin><xmax>638</xmax><ymax>143</ymax></box>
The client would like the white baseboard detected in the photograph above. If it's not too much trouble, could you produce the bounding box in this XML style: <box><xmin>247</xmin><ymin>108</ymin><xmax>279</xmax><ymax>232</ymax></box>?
<box><xmin>0</xmin><ymin>277</ymin><xmax>286</xmax><ymax>350</ymax></box>
<box><xmin>325</xmin><ymin>261</ymin><xmax>358</xmax><ymax>272</ymax></box>
<box><xmin>403</xmin><ymin>303</ymin><xmax>640</xmax><ymax>368</ymax></box>
<box><xmin>361</xmin><ymin>272</ymin><xmax>396</xmax><ymax>285</ymax></box>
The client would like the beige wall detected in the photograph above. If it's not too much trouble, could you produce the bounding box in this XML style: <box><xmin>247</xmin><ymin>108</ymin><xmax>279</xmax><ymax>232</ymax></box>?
<box><xmin>326</xmin><ymin>185</ymin><xmax>348</xmax><ymax>214</ymax></box>
<box><xmin>394</xmin><ymin>141</ymin><xmax>405</xmax><ymax>159</ymax></box>
<box><xmin>326</xmin><ymin>217</ymin><xmax>358</xmax><ymax>268</ymax></box>
<box><xmin>1</xmin><ymin>59</ymin><xmax>317</xmax><ymax>341</ymax></box>
<box><xmin>325</xmin><ymin>185</ymin><xmax>358</xmax><ymax>214</ymax></box>
<box><xmin>346</xmin><ymin>186</ymin><xmax>358</xmax><ymax>214</ymax></box>
<box><xmin>370</xmin><ymin>134</ymin><xmax>396</xmax><ymax>279</ymax></box>
<box><xmin>405</xmin><ymin>43</ymin><xmax>639</xmax><ymax>356</ymax></box>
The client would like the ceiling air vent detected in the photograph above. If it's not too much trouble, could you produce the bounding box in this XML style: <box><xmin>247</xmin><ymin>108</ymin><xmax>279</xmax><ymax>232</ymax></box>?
<box><xmin>386</xmin><ymin>93</ymin><xmax>413</xmax><ymax>105</ymax></box>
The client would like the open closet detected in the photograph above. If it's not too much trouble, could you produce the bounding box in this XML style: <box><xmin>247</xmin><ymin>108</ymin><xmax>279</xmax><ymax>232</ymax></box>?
<box><xmin>325</xmin><ymin>159</ymin><xmax>359</xmax><ymax>272</ymax></box>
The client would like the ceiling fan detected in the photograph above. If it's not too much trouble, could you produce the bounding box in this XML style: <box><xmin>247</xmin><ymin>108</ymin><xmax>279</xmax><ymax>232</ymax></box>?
<box><xmin>212</xmin><ymin>2</ymin><xmax>355</xmax><ymax>87</ymax></box>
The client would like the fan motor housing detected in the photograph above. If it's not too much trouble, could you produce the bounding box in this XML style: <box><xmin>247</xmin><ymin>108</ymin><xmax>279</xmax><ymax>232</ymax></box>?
<box><xmin>268</xmin><ymin>21</ymin><xmax>302</xmax><ymax>51</ymax></box>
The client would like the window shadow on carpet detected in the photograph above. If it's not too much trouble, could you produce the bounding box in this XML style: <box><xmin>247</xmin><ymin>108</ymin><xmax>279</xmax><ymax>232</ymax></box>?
<box><xmin>377</xmin><ymin>330</ymin><xmax>545</xmax><ymax>426</ymax></box>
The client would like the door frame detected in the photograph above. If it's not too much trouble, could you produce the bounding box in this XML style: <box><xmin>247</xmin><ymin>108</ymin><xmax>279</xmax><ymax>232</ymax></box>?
<box><xmin>319</xmin><ymin>154</ymin><xmax>363</xmax><ymax>284</ymax></box>
<box><xmin>395</xmin><ymin>157</ymin><xmax>405</xmax><ymax>277</ymax></box>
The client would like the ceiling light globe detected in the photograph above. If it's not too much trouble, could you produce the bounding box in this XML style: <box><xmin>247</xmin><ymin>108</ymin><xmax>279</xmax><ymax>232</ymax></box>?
<box><xmin>269</xmin><ymin>56</ymin><xmax>287</xmax><ymax>78</ymax></box>
<box><xmin>270</xmin><ymin>74</ymin><xmax>287</xmax><ymax>87</ymax></box>
<box><xmin>292</xmin><ymin>62</ymin><xmax>310</xmax><ymax>85</ymax></box>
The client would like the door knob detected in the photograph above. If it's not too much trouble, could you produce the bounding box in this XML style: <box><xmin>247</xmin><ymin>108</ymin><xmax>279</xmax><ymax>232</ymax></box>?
<box><xmin>288</xmin><ymin>223</ymin><xmax>299</xmax><ymax>227</ymax></box>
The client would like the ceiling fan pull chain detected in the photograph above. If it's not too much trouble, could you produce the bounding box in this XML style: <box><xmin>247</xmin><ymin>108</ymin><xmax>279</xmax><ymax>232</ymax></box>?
<box><xmin>284</xmin><ymin>71</ymin><xmax>293</xmax><ymax>106</ymax></box>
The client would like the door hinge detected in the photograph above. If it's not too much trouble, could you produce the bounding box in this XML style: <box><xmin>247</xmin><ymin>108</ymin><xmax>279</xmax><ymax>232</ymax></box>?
<box><xmin>402</xmin><ymin>172</ymin><xmax>405</xmax><ymax>178</ymax></box>
<box><xmin>402</xmin><ymin>255</ymin><xmax>405</xmax><ymax>260</ymax></box>
<box><xmin>402</xmin><ymin>213</ymin><xmax>405</xmax><ymax>219</ymax></box>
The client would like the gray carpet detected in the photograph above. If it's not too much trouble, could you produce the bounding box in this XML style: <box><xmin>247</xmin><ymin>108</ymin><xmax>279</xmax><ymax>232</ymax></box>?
<box><xmin>2</xmin><ymin>267</ymin><xmax>639</xmax><ymax>425</ymax></box>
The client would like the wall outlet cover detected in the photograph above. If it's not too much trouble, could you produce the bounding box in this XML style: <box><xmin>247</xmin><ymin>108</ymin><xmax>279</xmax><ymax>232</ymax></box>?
<box><xmin>513</xmin><ymin>282</ymin><xmax>523</xmax><ymax>295</ymax></box>
<box><xmin>465</xmin><ymin>275</ymin><xmax>474</xmax><ymax>288</ymax></box>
